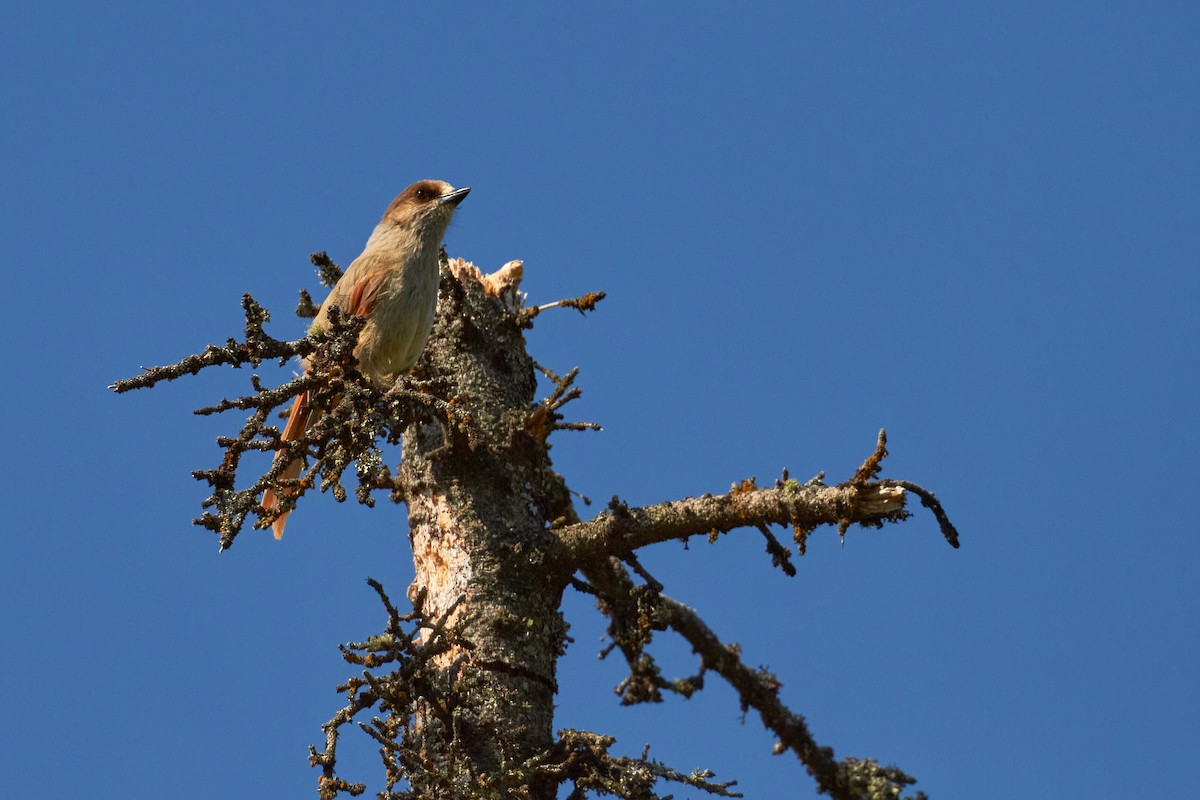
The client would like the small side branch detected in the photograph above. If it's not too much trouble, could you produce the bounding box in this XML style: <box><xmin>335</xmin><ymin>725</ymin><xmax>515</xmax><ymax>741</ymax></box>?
<box><xmin>512</xmin><ymin>729</ymin><xmax>741</xmax><ymax>799</ymax></box>
<box><xmin>756</xmin><ymin>523</ymin><xmax>797</xmax><ymax>577</ymax></box>
<box><xmin>884</xmin><ymin>480</ymin><xmax>959</xmax><ymax>548</ymax></box>
<box><xmin>528</xmin><ymin>364</ymin><xmax>603</xmax><ymax>444</ymax></box>
<box><xmin>558</xmin><ymin>481</ymin><xmax>909</xmax><ymax>566</ymax></box>
<box><xmin>580</xmin><ymin>557</ymin><xmax>681</xmax><ymax>706</ymax></box>
<box><xmin>311</xmin><ymin>580</ymin><xmax>468</xmax><ymax>800</ymax></box>
<box><xmin>518</xmin><ymin>291</ymin><xmax>606</xmax><ymax>328</ymax></box>
<box><xmin>108</xmin><ymin>294</ymin><xmax>313</xmax><ymax>394</ymax></box>
<box><xmin>660</xmin><ymin>596</ymin><xmax>924</xmax><ymax>800</ymax></box>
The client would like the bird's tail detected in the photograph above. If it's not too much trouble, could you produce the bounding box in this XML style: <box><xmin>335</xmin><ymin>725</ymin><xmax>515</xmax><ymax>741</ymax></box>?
<box><xmin>262</xmin><ymin>390</ymin><xmax>313</xmax><ymax>539</ymax></box>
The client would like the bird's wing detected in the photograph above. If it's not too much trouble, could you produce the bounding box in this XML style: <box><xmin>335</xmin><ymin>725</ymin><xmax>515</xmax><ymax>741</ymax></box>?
<box><xmin>343</xmin><ymin>253</ymin><xmax>393</xmax><ymax>317</ymax></box>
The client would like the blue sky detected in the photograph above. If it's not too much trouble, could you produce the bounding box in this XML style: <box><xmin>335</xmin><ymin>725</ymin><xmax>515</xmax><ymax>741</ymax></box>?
<box><xmin>4</xmin><ymin>3</ymin><xmax>1198</xmax><ymax>797</ymax></box>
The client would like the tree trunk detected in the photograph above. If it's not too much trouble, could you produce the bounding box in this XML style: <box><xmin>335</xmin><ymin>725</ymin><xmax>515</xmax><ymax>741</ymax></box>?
<box><xmin>398</xmin><ymin>259</ymin><xmax>570</xmax><ymax>799</ymax></box>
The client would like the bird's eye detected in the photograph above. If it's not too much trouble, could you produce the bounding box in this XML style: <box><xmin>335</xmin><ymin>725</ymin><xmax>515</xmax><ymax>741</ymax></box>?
<box><xmin>415</xmin><ymin>188</ymin><xmax>431</xmax><ymax>200</ymax></box>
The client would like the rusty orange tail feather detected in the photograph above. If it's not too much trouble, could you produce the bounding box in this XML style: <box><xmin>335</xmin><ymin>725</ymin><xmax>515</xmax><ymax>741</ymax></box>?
<box><xmin>262</xmin><ymin>390</ymin><xmax>313</xmax><ymax>539</ymax></box>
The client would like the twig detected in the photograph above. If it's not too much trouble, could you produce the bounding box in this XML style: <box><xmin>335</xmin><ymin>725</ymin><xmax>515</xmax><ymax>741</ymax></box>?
<box><xmin>884</xmin><ymin>480</ymin><xmax>960</xmax><ymax>548</ymax></box>
<box><xmin>518</xmin><ymin>291</ymin><xmax>606</xmax><ymax>327</ymax></box>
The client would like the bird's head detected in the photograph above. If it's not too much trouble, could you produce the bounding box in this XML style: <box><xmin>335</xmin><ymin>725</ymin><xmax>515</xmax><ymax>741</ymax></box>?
<box><xmin>382</xmin><ymin>179</ymin><xmax>470</xmax><ymax>236</ymax></box>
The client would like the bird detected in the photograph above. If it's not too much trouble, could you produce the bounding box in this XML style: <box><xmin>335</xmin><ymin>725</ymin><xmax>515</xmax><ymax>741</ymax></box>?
<box><xmin>261</xmin><ymin>179</ymin><xmax>470</xmax><ymax>539</ymax></box>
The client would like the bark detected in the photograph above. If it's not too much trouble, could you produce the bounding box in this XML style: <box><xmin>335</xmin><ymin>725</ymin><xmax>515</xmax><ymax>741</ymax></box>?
<box><xmin>395</xmin><ymin>259</ymin><xmax>572</xmax><ymax>800</ymax></box>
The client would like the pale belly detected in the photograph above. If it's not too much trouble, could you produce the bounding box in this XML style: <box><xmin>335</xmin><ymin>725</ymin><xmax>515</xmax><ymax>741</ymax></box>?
<box><xmin>354</xmin><ymin>268</ymin><xmax>439</xmax><ymax>385</ymax></box>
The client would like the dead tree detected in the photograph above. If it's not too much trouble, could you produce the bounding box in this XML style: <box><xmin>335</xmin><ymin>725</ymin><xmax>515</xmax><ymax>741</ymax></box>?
<box><xmin>112</xmin><ymin>250</ymin><xmax>957</xmax><ymax>800</ymax></box>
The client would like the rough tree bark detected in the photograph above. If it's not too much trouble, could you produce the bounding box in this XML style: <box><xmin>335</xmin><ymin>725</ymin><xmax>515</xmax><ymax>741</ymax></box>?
<box><xmin>112</xmin><ymin>252</ymin><xmax>956</xmax><ymax>800</ymax></box>
<box><xmin>393</xmin><ymin>258</ymin><xmax>570</xmax><ymax>799</ymax></box>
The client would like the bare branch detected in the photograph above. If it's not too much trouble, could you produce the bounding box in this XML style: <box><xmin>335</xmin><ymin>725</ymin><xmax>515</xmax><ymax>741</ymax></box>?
<box><xmin>660</xmin><ymin>595</ymin><xmax>924</xmax><ymax>800</ymax></box>
<box><xmin>518</xmin><ymin>290</ymin><xmax>606</xmax><ymax>327</ymax></box>
<box><xmin>756</xmin><ymin>523</ymin><xmax>798</xmax><ymax>577</ymax></box>
<box><xmin>310</xmin><ymin>251</ymin><xmax>345</xmax><ymax>288</ymax></box>
<box><xmin>884</xmin><ymin>480</ymin><xmax>960</xmax><ymax>548</ymax></box>
<box><xmin>528</xmin><ymin>364</ymin><xmax>603</xmax><ymax>446</ymax></box>
<box><xmin>558</xmin><ymin>480</ymin><xmax>909</xmax><ymax>566</ymax></box>
<box><xmin>558</xmin><ymin>432</ymin><xmax>959</xmax><ymax>567</ymax></box>
<box><xmin>312</xmin><ymin>580</ymin><xmax>469</xmax><ymax>800</ymax></box>
<box><xmin>577</xmin><ymin>556</ymin><xmax>710</xmax><ymax>707</ymax></box>
<box><xmin>510</xmin><ymin>729</ymin><xmax>741</xmax><ymax>799</ymax></box>
<box><xmin>850</xmin><ymin>429</ymin><xmax>890</xmax><ymax>486</ymax></box>
<box><xmin>108</xmin><ymin>293</ymin><xmax>313</xmax><ymax>394</ymax></box>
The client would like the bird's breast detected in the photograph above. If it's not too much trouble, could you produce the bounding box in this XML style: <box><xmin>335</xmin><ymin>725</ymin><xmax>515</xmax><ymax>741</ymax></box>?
<box><xmin>355</xmin><ymin>254</ymin><xmax>440</xmax><ymax>385</ymax></box>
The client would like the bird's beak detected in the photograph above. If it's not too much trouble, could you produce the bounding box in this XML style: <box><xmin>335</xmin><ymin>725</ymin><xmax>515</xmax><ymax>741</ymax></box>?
<box><xmin>440</xmin><ymin>187</ymin><xmax>471</xmax><ymax>207</ymax></box>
